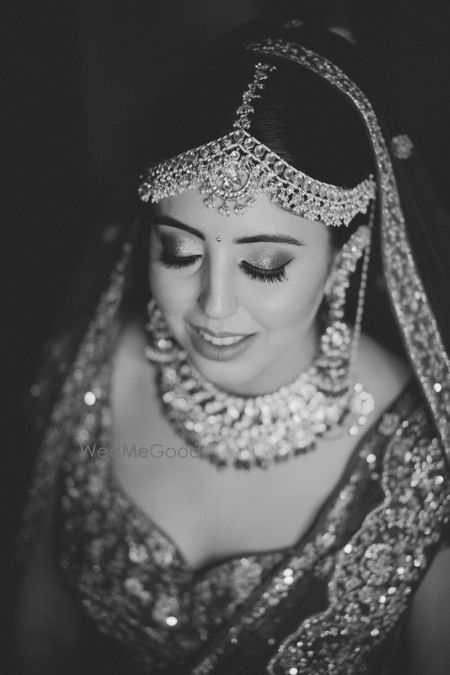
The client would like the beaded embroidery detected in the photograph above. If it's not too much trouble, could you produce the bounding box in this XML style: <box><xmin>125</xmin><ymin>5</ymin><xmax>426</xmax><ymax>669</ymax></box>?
<box><xmin>17</xmin><ymin>236</ymin><xmax>450</xmax><ymax>674</ymax></box>
<box><xmin>54</xmin><ymin>344</ymin><xmax>449</xmax><ymax>675</ymax></box>
<box><xmin>17</xmin><ymin>243</ymin><xmax>132</xmax><ymax>560</ymax></box>
<box><xmin>267</xmin><ymin>411</ymin><xmax>450</xmax><ymax>674</ymax></box>
<box><xmin>27</xmin><ymin>255</ymin><xmax>444</xmax><ymax>675</ymax></box>
<box><xmin>56</xmin><ymin>339</ymin><xmax>288</xmax><ymax>669</ymax></box>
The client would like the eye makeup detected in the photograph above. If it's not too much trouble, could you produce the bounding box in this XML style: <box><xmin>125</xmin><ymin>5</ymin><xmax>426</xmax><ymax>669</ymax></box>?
<box><xmin>157</xmin><ymin>231</ymin><xmax>203</xmax><ymax>258</ymax></box>
<box><xmin>242</xmin><ymin>250</ymin><xmax>293</xmax><ymax>271</ymax></box>
<box><xmin>239</xmin><ymin>260</ymin><xmax>292</xmax><ymax>283</ymax></box>
<box><xmin>153</xmin><ymin>226</ymin><xmax>295</xmax><ymax>283</ymax></box>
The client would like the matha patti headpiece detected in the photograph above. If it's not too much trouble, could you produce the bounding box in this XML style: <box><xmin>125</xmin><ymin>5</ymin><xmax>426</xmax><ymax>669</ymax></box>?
<box><xmin>138</xmin><ymin>62</ymin><xmax>376</xmax><ymax>227</ymax></box>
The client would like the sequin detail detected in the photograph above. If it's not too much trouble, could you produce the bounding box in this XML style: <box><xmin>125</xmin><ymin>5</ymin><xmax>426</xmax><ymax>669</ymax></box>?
<box><xmin>56</xmin><ymin>350</ymin><xmax>286</xmax><ymax>671</ymax></box>
<box><xmin>19</xmin><ymin>266</ymin><xmax>449</xmax><ymax>675</ymax></box>
<box><xmin>45</xmin><ymin>280</ymin><xmax>447</xmax><ymax>675</ymax></box>
<box><xmin>17</xmin><ymin>243</ymin><xmax>132</xmax><ymax>560</ymax></box>
<box><xmin>267</xmin><ymin>412</ymin><xmax>450</xmax><ymax>674</ymax></box>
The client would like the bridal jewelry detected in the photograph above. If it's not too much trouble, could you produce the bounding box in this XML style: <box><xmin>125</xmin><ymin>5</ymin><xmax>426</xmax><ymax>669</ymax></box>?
<box><xmin>145</xmin><ymin>224</ymin><xmax>374</xmax><ymax>470</ymax></box>
<box><xmin>138</xmin><ymin>62</ymin><xmax>376</xmax><ymax>227</ymax></box>
<box><xmin>141</xmin><ymin>52</ymin><xmax>376</xmax><ymax>469</ymax></box>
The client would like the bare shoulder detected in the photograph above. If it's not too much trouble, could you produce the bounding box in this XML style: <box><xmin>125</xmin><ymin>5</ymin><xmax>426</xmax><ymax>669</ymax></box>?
<box><xmin>357</xmin><ymin>333</ymin><xmax>413</xmax><ymax>413</ymax></box>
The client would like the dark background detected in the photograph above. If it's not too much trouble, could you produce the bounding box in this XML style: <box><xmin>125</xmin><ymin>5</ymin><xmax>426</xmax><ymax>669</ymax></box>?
<box><xmin>3</xmin><ymin>0</ymin><xmax>450</xmax><ymax>546</ymax></box>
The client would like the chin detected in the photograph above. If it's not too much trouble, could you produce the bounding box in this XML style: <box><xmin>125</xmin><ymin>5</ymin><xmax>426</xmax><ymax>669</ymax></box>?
<box><xmin>170</xmin><ymin>321</ymin><xmax>279</xmax><ymax>395</ymax></box>
<box><xmin>186</xmin><ymin>349</ymin><xmax>261</xmax><ymax>394</ymax></box>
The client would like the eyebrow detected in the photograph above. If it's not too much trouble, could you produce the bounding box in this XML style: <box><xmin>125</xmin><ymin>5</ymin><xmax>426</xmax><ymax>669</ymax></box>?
<box><xmin>151</xmin><ymin>215</ymin><xmax>205</xmax><ymax>240</ymax></box>
<box><xmin>234</xmin><ymin>234</ymin><xmax>304</xmax><ymax>246</ymax></box>
<box><xmin>151</xmin><ymin>215</ymin><xmax>304</xmax><ymax>246</ymax></box>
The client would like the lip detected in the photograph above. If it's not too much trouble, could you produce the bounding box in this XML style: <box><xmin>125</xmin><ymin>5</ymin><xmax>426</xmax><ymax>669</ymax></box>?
<box><xmin>192</xmin><ymin>325</ymin><xmax>250</xmax><ymax>339</ymax></box>
<box><xmin>188</xmin><ymin>324</ymin><xmax>257</xmax><ymax>361</ymax></box>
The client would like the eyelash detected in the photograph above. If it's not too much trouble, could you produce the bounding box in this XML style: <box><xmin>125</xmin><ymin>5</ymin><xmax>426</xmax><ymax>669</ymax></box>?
<box><xmin>158</xmin><ymin>251</ymin><xmax>289</xmax><ymax>283</ymax></box>
<box><xmin>239</xmin><ymin>261</ymin><xmax>288</xmax><ymax>283</ymax></box>
<box><xmin>159</xmin><ymin>250</ymin><xmax>201</xmax><ymax>269</ymax></box>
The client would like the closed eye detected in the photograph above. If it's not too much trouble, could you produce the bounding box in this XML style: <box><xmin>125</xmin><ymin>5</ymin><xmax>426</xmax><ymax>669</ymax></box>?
<box><xmin>159</xmin><ymin>249</ymin><xmax>292</xmax><ymax>283</ymax></box>
<box><xmin>239</xmin><ymin>260</ymin><xmax>292</xmax><ymax>283</ymax></box>
<box><xmin>158</xmin><ymin>250</ymin><xmax>202</xmax><ymax>269</ymax></box>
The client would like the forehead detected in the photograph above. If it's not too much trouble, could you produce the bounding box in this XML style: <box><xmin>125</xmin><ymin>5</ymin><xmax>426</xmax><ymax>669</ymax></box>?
<box><xmin>153</xmin><ymin>189</ymin><xmax>329</xmax><ymax>244</ymax></box>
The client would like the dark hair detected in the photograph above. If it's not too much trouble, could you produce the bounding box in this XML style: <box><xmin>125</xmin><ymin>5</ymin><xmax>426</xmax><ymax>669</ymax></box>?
<box><xmin>142</xmin><ymin>22</ymin><xmax>376</xmax><ymax>249</ymax></box>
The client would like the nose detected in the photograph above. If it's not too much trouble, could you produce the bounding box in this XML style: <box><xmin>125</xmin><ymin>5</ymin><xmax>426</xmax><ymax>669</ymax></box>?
<box><xmin>197</xmin><ymin>253</ymin><xmax>237</xmax><ymax>320</ymax></box>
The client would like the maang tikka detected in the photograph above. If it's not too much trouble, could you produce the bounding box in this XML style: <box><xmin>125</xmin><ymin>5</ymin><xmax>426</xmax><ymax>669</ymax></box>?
<box><xmin>138</xmin><ymin>62</ymin><xmax>376</xmax><ymax>227</ymax></box>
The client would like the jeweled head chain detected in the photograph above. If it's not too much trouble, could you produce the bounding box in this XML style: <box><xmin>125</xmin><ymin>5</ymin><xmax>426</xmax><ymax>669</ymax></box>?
<box><xmin>140</xmin><ymin>51</ymin><xmax>377</xmax><ymax>470</ymax></box>
<box><xmin>138</xmin><ymin>62</ymin><xmax>376</xmax><ymax>227</ymax></box>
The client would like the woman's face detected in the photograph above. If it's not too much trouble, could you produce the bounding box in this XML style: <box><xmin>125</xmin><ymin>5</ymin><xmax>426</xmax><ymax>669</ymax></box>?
<box><xmin>148</xmin><ymin>190</ymin><xmax>332</xmax><ymax>396</ymax></box>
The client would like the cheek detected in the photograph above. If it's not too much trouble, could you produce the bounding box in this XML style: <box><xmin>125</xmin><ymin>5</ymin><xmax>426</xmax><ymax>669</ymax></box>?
<box><xmin>149</xmin><ymin>261</ymin><xmax>197</xmax><ymax>316</ymax></box>
<box><xmin>250</xmin><ymin>260</ymin><xmax>328</xmax><ymax>331</ymax></box>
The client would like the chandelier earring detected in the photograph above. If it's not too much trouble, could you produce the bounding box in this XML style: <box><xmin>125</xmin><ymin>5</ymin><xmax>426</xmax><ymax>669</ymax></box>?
<box><xmin>315</xmin><ymin>205</ymin><xmax>375</xmax><ymax>439</ymax></box>
<box><xmin>315</xmin><ymin>224</ymin><xmax>372</xmax><ymax>402</ymax></box>
<box><xmin>145</xmin><ymin>298</ymin><xmax>180</xmax><ymax>363</ymax></box>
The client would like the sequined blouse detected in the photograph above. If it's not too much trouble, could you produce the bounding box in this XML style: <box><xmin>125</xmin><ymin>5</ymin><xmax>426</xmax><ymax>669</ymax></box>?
<box><xmin>48</xmin><ymin>316</ymin><xmax>450</xmax><ymax>675</ymax></box>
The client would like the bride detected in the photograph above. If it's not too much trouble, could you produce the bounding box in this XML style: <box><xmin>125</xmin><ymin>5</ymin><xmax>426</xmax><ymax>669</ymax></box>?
<box><xmin>11</xmin><ymin>18</ymin><xmax>450</xmax><ymax>675</ymax></box>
